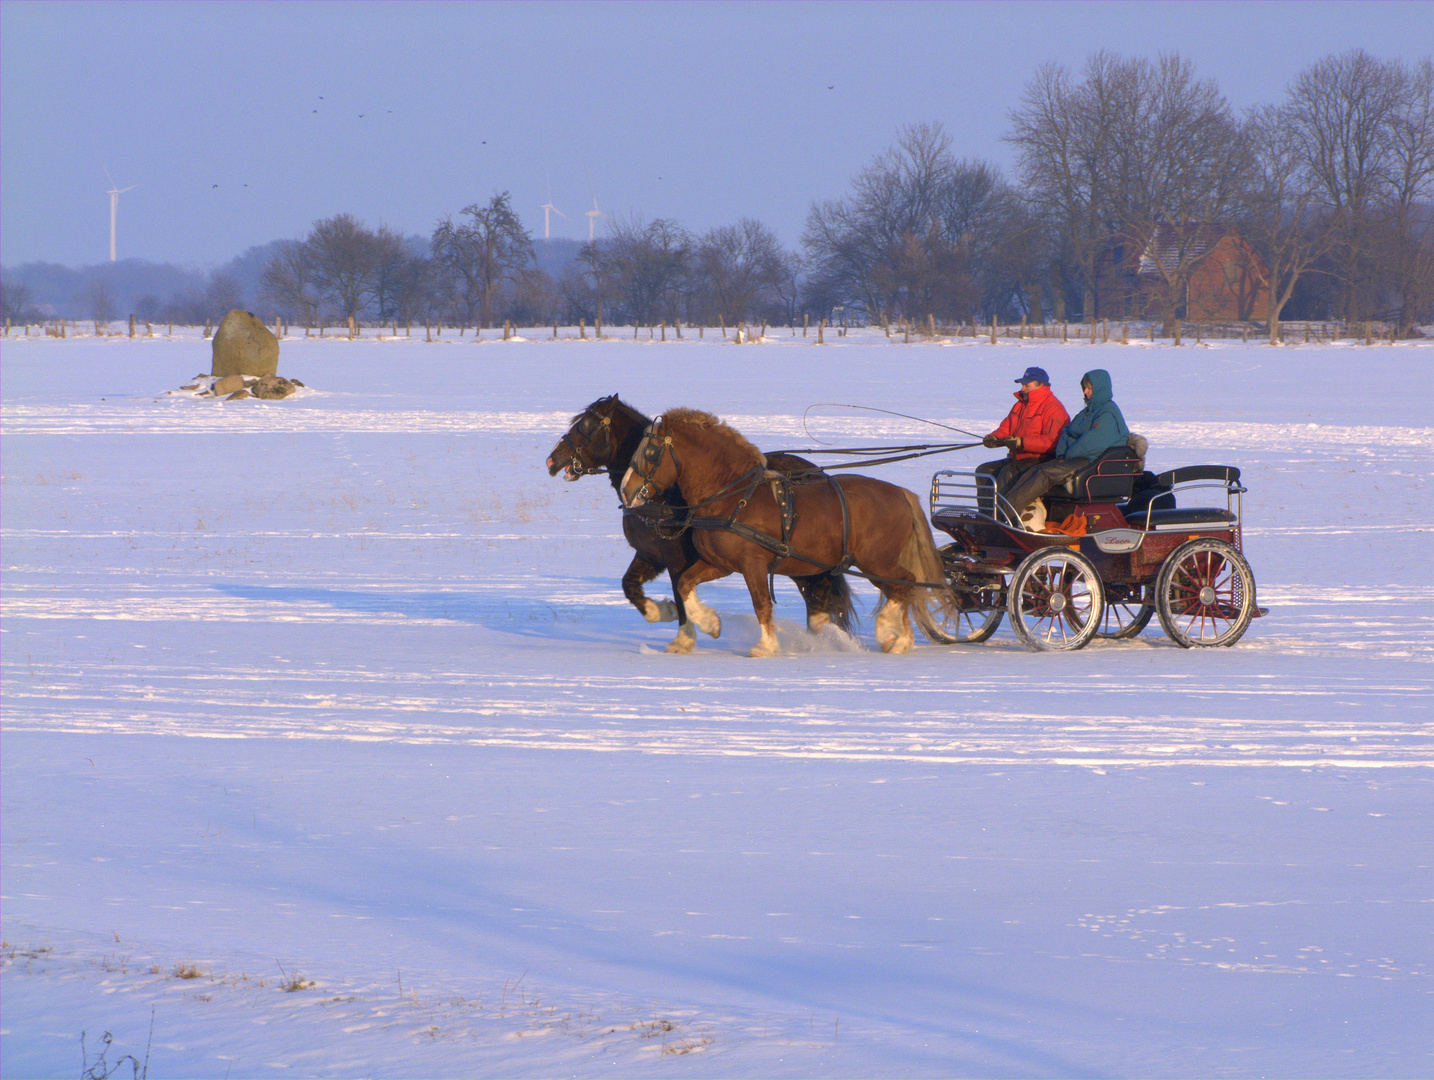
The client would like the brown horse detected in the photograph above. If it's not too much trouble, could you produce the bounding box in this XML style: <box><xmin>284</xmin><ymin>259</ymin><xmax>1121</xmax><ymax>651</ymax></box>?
<box><xmin>620</xmin><ymin>408</ymin><xmax>954</xmax><ymax>656</ymax></box>
<box><xmin>546</xmin><ymin>395</ymin><xmax>854</xmax><ymax>652</ymax></box>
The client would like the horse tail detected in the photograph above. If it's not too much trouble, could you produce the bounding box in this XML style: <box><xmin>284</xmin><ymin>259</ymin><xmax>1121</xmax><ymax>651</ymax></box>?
<box><xmin>898</xmin><ymin>489</ymin><xmax>959</xmax><ymax>633</ymax></box>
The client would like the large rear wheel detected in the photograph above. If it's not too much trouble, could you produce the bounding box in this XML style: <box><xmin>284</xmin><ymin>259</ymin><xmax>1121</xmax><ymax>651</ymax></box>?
<box><xmin>1155</xmin><ymin>538</ymin><xmax>1255</xmax><ymax>648</ymax></box>
<box><xmin>1007</xmin><ymin>548</ymin><xmax>1105</xmax><ymax>651</ymax></box>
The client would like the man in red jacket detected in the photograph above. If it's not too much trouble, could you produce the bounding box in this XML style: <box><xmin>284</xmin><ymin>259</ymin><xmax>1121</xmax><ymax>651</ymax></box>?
<box><xmin>975</xmin><ymin>366</ymin><xmax>1070</xmax><ymax>520</ymax></box>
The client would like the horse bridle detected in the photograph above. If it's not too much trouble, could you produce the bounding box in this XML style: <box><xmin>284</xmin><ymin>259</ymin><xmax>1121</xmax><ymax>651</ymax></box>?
<box><xmin>626</xmin><ymin>418</ymin><xmax>680</xmax><ymax>504</ymax></box>
<box><xmin>557</xmin><ymin>398</ymin><xmax>618</xmax><ymax>477</ymax></box>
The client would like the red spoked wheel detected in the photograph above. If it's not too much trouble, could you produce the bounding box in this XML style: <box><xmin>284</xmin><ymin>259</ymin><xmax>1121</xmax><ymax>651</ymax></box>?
<box><xmin>1155</xmin><ymin>538</ymin><xmax>1255</xmax><ymax>648</ymax></box>
<box><xmin>1007</xmin><ymin>547</ymin><xmax>1104</xmax><ymax>651</ymax></box>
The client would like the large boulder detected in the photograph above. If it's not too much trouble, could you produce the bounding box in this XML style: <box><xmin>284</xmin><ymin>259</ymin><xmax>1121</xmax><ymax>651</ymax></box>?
<box><xmin>211</xmin><ymin>310</ymin><xmax>279</xmax><ymax>377</ymax></box>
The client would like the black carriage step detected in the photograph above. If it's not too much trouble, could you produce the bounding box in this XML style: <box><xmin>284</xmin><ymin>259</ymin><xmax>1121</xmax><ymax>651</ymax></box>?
<box><xmin>1132</xmin><ymin>507</ymin><xmax>1237</xmax><ymax>531</ymax></box>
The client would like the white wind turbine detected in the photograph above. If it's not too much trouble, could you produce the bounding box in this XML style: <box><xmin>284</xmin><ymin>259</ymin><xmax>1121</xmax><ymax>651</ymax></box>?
<box><xmin>104</xmin><ymin>167</ymin><xmax>136</xmax><ymax>263</ymax></box>
<box><xmin>583</xmin><ymin>168</ymin><xmax>605</xmax><ymax>241</ymax></box>
<box><xmin>540</xmin><ymin>182</ymin><xmax>566</xmax><ymax>240</ymax></box>
<box><xmin>585</xmin><ymin>196</ymin><xmax>602</xmax><ymax>243</ymax></box>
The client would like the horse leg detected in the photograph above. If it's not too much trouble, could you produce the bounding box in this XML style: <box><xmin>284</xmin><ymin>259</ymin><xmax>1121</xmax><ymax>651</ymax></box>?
<box><xmin>667</xmin><ymin>562</ymin><xmax>729</xmax><ymax>653</ymax></box>
<box><xmin>740</xmin><ymin>566</ymin><xmax>781</xmax><ymax>657</ymax></box>
<box><xmin>681</xmin><ymin>584</ymin><xmax>722</xmax><ymax>639</ymax></box>
<box><xmin>623</xmin><ymin>553</ymin><xmax>676</xmax><ymax>622</ymax></box>
<box><xmin>873</xmin><ymin>589</ymin><xmax>916</xmax><ymax>654</ymax></box>
<box><xmin>794</xmin><ymin>571</ymin><xmax>854</xmax><ymax>634</ymax></box>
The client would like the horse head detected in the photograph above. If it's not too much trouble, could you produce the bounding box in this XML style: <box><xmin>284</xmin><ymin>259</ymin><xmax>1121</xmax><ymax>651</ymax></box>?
<box><xmin>547</xmin><ymin>394</ymin><xmax>627</xmax><ymax>480</ymax></box>
<box><xmin>621</xmin><ymin>417</ymin><xmax>682</xmax><ymax>507</ymax></box>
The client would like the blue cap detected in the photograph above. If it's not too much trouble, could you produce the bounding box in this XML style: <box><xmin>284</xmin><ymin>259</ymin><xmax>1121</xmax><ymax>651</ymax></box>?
<box><xmin>1015</xmin><ymin>366</ymin><xmax>1050</xmax><ymax>385</ymax></box>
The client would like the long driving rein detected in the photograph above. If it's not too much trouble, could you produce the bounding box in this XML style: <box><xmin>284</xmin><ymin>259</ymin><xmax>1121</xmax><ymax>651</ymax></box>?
<box><xmin>626</xmin><ymin>419</ymin><xmax>953</xmax><ymax>592</ymax></box>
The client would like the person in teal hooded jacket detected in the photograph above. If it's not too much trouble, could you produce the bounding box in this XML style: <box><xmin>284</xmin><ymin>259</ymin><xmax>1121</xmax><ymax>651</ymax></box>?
<box><xmin>1003</xmin><ymin>369</ymin><xmax>1130</xmax><ymax>522</ymax></box>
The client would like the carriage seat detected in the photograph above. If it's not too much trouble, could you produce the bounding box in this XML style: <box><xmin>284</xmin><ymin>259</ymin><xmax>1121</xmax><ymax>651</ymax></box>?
<box><xmin>1119</xmin><ymin>470</ymin><xmax>1176</xmax><ymax>516</ymax></box>
<box><xmin>1128</xmin><ymin>507</ymin><xmax>1237</xmax><ymax>531</ymax></box>
<box><xmin>1059</xmin><ymin>436</ymin><xmax>1146</xmax><ymax>502</ymax></box>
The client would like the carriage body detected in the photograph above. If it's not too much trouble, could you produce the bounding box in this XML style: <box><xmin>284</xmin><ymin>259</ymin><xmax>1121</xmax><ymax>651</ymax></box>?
<box><xmin>926</xmin><ymin>452</ymin><xmax>1260</xmax><ymax>649</ymax></box>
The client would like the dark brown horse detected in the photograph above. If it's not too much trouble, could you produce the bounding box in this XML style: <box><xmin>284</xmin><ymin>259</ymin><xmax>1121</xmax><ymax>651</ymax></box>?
<box><xmin>620</xmin><ymin>408</ymin><xmax>953</xmax><ymax>656</ymax></box>
<box><xmin>547</xmin><ymin>395</ymin><xmax>854</xmax><ymax>652</ymax></box>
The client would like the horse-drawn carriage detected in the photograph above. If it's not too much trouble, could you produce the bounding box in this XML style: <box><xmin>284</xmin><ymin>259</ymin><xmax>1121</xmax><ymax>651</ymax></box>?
<box><xmin>549</xmin><ymin>396</ymin><xmax>1263</xmax><ymax>655</ymax></box>
<box><xmin>923</xmin><ymin>446</ymin><xmax>1263</xmax><ymax>650</ymax></box>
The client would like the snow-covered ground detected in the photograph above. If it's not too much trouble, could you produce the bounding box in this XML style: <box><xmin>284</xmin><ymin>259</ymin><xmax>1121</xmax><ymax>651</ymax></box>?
<box><xmin>3</xmin><ymin>327</ymin><xmax>1431</xmax><ymax>1078</ymax></box>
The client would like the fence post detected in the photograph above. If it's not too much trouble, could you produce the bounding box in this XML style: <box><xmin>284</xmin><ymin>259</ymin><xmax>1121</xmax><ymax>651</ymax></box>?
<box><xmin>990</xmin><ymin>315</ymin><xmax>997</xmax><ymax>345</ymax></box>
<box><xmin>817</xmin><ymin>319</ymin><xmax>825</xmax><ymax>344</ymax></box>
<box><xmin>803</xmin><ymin>313</ymin><xmax>808</xmax><ymax>338</ymax></box>
<box><xmin>580</xmin><ymin>317</ymin><xmax>587</xmax><ymax>340</ymax></box>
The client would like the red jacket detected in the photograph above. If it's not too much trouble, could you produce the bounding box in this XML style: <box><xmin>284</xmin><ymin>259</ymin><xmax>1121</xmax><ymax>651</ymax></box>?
<box><xmin>989</xmin><ymin>384</ymin><xmax>1070</xmax><ymax>460</ymax></box>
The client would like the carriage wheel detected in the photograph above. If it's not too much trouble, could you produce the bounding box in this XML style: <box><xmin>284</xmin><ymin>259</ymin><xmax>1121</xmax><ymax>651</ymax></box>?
<box><xmin>1154</xmin><ymin>538</ymin><xmax>1255</xmax><ymax>648</ymax></box>
<box><xmin>916</xmin><ymin>586</ymin><xmax>1004</xmax><ymax>644</ymax></box>
<box><xmin>916</xmin><ymin>551</ymin><xmax>1004</xmax><ymax>644</ymax></box>
<box><xmin>1097</xmin><ymin>583</ymin><xmax>1155</xmax><ymax>639</ymax></box>
<box><xmin>1007</xmin><ymin>548</ymin><xmax>1105</xmax><ymax>651</ymax></box>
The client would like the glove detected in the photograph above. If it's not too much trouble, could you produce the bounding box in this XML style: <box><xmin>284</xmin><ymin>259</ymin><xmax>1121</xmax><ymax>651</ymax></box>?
<box><xmin>982</xmin><ymin>435</ymin><xmax>1000</xmax><ymax>449</ymax></box>
<box><xmin>999</xmin><ymin>436</ymin><xmax>1022</xmax><ymax>450</ymax></box>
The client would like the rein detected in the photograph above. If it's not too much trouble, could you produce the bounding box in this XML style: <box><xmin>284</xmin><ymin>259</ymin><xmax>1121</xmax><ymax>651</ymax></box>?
<box><xmin>766</xmin><ymin>441</ymin><xmax>981</xmax><ymax>471</ymax></box>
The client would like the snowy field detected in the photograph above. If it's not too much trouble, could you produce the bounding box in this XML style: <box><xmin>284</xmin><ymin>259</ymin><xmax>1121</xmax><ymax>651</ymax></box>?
<box><xmin>2</xmin><ymin>327</ymin><xmax>1432</xmax><ymax>1079</ymax></box>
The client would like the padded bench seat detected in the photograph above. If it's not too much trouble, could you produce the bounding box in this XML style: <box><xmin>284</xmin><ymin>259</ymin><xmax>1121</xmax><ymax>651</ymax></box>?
<box><xmin>1128</xmin><ymin>507</ymin><xmax>1237</xmax><ymax>532</ymax></box>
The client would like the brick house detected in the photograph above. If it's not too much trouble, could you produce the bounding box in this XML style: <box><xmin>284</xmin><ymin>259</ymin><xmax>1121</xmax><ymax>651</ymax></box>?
<box><xmin>1135</xmin><ymin>221</ymin><xmax>1271</xmax><ymax>323</ymax></box>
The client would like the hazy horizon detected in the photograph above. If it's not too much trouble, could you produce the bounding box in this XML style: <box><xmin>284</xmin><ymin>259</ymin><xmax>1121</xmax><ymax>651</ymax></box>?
<box><xmin>4</xmin><ymin>0</ymin><xmax>1433</xmax><ymax>270</ymax></box>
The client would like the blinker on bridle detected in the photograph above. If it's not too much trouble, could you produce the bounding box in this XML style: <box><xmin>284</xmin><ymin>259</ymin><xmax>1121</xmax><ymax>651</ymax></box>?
<box><xmin>629</xmin><ymin>420</ymin><xmax>677</xmax><ymax>504</ymax></box>
<box><xmin>558</xmin><ymin>403</ymin><xmax>615</xmax><ymax>476</ymax></box>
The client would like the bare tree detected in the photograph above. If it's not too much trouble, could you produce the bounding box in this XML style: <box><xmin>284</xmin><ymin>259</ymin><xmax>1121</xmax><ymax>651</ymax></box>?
<box><xmin>87</xmin><ymin>277</ymin><xmax>114</xmax><ymax>326</ymax></box>
<box><xmin>602</xmin><ymin>216</ymin><xmax>691</xmax><ymax>325</ymax></box>
<box><xmin>693</xmin><ymin>218</ymin><xmax>788</xmax><ymax>324</ymax></box>
<box><xmin>1</xmin><ymin>279</ymin><xmax>34</xmax><ymax>321</ymax></box>
<box><xmin>369</xmin><ymin>226</ymin><xmax>430</xmax><ymax>324</ymax></box>
<box><xmin>1385</xmin><ymin>58</ymin><xmax>1434</xmax><ymax>335</ymax></box>
<box><xmin>430</xmin><ymin>192</ymin><xmax>534</xmax><ymax>328</ymax></box>
<box><xmin>1122</xmin><ymin>55</ymin><xmax>1248</xmax><ymax>333</ymax></box>
<box><xmin>1009</xmin><ymin>52</ymin><xmax>1246</xmax><ymax>331</ymax></box>
<box><xmin>304</xmin><ymin>213</ymin><xmax>384</xmax><ymax>323</ymax></box>
<box><xmin>259</xmin><ymin>239</ymin><xmax>322</xmax><ymax>327</ymax></box>
<box><xmin>1240</xmin><ymin>104</ymin><xmax>1338</xmax><ymax>339</ymax></box>
<box><xmin>803</xmin><ymin>122</ymin><xmax>1022</xmax><ymax>322</ymax></box>
<box><xmin>1006</xmin><ymin>54</ymin><xmax>1122</xmax><ymax>319</ymax></box>
<box><xmin>1284</xmin><ymin>49</ymin><xmax>1408</xmax><ymax>322</ymax></box>
<box><xmin>202</xmin><ymin>273</ymin><xmax>244</xmax><ymax>322</ymax></box>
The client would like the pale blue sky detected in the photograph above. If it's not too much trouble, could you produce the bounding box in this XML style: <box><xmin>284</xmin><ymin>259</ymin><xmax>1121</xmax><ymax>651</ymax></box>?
<box><xmin>3</xmin><ymin>0</ymin><xmax>1431</xmax><ymax>268</ymax></box>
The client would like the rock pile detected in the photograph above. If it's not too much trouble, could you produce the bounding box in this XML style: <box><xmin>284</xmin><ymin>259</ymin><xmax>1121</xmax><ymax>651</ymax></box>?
<box><xmin>176</xmin><ymin>374</ymin><xmax>306</xmax><ymax>401</ymax></box>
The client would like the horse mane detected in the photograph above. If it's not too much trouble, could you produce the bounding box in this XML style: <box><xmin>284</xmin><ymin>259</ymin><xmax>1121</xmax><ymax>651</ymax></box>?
<box><xmin>569</xmin><ymin>394</ymin><xmax>649</xmax><ymax>428</ymax></box>
<box><xmin>661</xmin><ymin>408</ymin><xmax>765</xmax><ymax>469</ymax></box>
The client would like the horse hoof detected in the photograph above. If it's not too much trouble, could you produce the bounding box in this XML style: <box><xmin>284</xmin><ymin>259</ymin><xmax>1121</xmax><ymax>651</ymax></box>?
<box><xmin>701</xmin><ymin>614</ymin><xmax>722</xmax><ymax>639</ymax></box>
<box><xmin>747</xmin><ymin>642</ymin><xmax>778</xmax><ymax>658</ymax></box>
<box><xmin>643</xmin><ymin>599</ymin><xmax>678</xmax><ymax>623</ymax></box>
<box><xmin>665</xmin><ymin>635</ymin><xmax>695</xmax><ymax>654</ymax></box>
<box><xmin>881</xmin><ymin>636</ymin><xmax>914</xmax><ymax>655</ymax></box>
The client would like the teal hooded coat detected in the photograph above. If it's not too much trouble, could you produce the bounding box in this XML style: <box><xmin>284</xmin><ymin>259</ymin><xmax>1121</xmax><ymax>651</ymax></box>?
<box><xmin>1056</xmin><ymin>369</ymin><xmax>1129</xmax><ymax>460</ymax></box>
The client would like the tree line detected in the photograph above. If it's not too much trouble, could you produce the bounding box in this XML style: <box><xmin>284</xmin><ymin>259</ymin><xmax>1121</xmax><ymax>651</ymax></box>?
<box><xmin>5</xmin><ymin>48</ymin><xmax>1429</xmax><ymax>335</ymax></box>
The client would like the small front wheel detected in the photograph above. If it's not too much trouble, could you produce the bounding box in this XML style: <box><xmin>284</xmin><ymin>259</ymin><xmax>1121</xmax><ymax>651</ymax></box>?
<box><xmin>1007</xmin><ymin>548</ymin><xmax>1105</xmax><ymax>651</ymax></box>
<box><xmin>917</xmin><ymin>592</ymin><xmax>1004</xmax><ymax>643</ymax></box>
<box><xmin>1155</xmin><ymin>538</ymin><xmax>1255</xmax><ymax>648</ymax></box>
